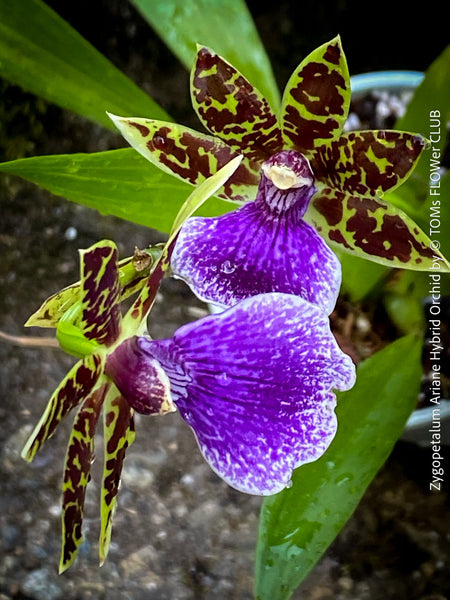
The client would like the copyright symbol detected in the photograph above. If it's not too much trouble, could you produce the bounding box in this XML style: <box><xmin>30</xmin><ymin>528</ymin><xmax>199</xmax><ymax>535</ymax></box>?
<box><xmin>431</xmin><ymin>240</ymin><xmax>440</xmax><ymax>251</ymax></box>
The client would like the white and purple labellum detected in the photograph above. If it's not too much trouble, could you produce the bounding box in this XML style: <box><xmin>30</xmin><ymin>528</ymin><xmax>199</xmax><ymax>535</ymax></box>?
<box><xmin>105</xmin><ymin>293</ymin><xmax>356</xmax><ymax>495</ymax></box>
<box><xmin>171</xmin><ymin>150</ymin><xmax>341</xmax><ymax>314</ymax></box>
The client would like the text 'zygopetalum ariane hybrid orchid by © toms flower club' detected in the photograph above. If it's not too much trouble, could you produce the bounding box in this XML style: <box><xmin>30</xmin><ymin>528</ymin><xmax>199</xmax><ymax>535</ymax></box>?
<box><xmin>109</xmin><ymin>35</ymin><xmax>449</xmax><ymax>315</ymax></box>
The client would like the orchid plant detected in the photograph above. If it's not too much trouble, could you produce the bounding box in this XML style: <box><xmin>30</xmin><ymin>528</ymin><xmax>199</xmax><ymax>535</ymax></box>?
<box><xmin>1</xmin><ymin>2</ymin><xmax>449</xmax><ymax>599</ymax></box>
<box><xmin>109</xmin><ymin>36</ymin><xmax>448</xmax><ymax>315</ymax></box>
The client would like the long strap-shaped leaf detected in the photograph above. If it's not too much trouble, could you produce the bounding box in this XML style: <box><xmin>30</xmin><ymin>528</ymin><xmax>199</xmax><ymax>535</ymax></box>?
<box><xmin>0</xmin><ymin>149</ymin><xmax>235</xmax><ymax>233</ymax></box>
<box><xmin>0</xmin><ymin>0</ymin><xmax>169</xmax><ymax>129</ymax></box>
<box><xmin>131</xmin><ymin>0</ymin><xmax>280</xmax><ymax>111</ymax></box>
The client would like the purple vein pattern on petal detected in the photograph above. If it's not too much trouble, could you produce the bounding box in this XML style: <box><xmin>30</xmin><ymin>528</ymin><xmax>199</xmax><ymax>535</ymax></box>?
<box><xmin>138</xmin><ymin>294</ymin><xmax>355</xmax><ymax>494</ymax></box>
<box><xmin>171</xmin><ymin>197</ymin><xmax>341</xmax><ymax>315</ymax></box>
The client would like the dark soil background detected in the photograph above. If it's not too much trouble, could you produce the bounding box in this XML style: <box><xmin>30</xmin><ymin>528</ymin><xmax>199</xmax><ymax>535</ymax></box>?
<box><xmin>0</xmin><ymin>2</ymin><xmax>449</xmax><ymax>599</ymax></box>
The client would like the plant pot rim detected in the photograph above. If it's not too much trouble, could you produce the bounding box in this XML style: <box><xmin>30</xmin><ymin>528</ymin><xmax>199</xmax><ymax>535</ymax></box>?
<box><xmin>350</xmin><ymin>70</ymin><xmax>424</xmax><ymax>97</ymax></box>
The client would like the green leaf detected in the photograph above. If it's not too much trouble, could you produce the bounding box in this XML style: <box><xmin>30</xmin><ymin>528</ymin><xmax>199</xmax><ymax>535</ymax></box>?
<box><xmin>0</xmin><ymin>0</ymin><xmax>169</xmax><ymax>129</ymax></box>
<box><xmin>0</xmin><ymin>149</ymin><xmax>235</xmax><ymax>232</ymax></box>
<box><xmin>338</xmin><ymin>251</ymin><xmax>388</xmax><ymax>301</ymax></box>
<box><xmin>131</xmin><ymin>0</ymin><xmax>280</xmax><ymax>110</ymax></box>
<box><xmin>395</xmin><ymin>44</ymin><xmax>450</xmax><ymax>183</ymax></box>
<box><xmin>255</xmin><ymin>334</ymin><xmax>422</xmax><ymax>600</ymax></box>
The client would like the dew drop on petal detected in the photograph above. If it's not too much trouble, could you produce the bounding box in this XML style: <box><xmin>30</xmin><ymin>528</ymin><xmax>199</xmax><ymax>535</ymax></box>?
<box><xmin>217</xmin><ymin>372</ymin><xmax>230</xmax><ymax>387</ymax></box>
<box><xmin>220</xmin><ymin>260</ymin><xmax>236</xmax><ymax>274</ymax></box>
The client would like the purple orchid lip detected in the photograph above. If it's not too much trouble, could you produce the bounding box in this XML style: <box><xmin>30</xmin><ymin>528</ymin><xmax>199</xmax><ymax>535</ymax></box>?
<box><xmin>105</xmin><ymin>293</ymin><xmax>356</xmax><ymax>495</ymax></box>
<box><xmin>170</xmin><ymin>148</ymin><xmax>340</xmax><ymax>315</ymax></box>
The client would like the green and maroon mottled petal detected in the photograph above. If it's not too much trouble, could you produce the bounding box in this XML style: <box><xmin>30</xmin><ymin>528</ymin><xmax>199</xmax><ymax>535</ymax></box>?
<box><xmin>191</xmin><ymin>46</ymin><xmax>283</xmax><ymax>162</ymax></box>
<box><xmin>109</xmin><ymin>115</ymin><xmax>259</xmax><ymax>202</ymax></box>
<box><xmin>25</xmin><ymin>247</ymin><xmax>163</xmax><ymax>331</ymax></box>
<box><xmin>310</xmin><ymin>130</ymin><xmax>428</xmax><ymax>198</ymax></box>
<box><xmin>306</xmin><ymin>187</ymin><xmax>450</xmax><ymax>271</ymax></box>
<box><xmin>60</xmin><ymin>382</ymin><xmax>108</xmax><ymax>573</ymax></box>
<box><xmin>78</xmin><ymin>241</ymin><xmax>121</xmax><ymax>346</ymax></box>
<box><xmin>281</xmin><ymin>36</ymin><xmax>350</xmax><ymax>155</ymax></box>
<box><xmin>99</xmin><ymin>387</ymin><xmax>136</xmax><ymax>565</ymax></box>
<box><xmin>25</xmin><ymin>282</ymin><xmax>80</xmax><ymax>329</ymax></box>
<box><xmin>22</xmin><ymin>353</ymin><xmax>105</xmax><ymax>462</ymax></box>
<box><xmin>122</xmin><ymin>156</ymin><xmax>245</xmax><ymax>333</ymax></box>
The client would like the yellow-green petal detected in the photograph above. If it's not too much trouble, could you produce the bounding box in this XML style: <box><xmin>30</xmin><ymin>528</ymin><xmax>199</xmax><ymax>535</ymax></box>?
<box><xmin>281</xmin><ymin>36</ymin><xmax>350</xmax><ymax>154</ymax></box>
<box><xmin>60</xmin><ymin>382</ymin><xmax>108</xmax><ymax>573</ymax></box>
<box><xmin>307</xmin><ymin>187</ymin><xmax>450</xmax><ymax>271</ymax></box>
<box><xmin>21</xmin><ymin>352</ymin><xmax>105</xmax><ymax>462</ymax></box>
<box><xmin>190</xmin><ymin>46</ymin><xmax>282</xmax><ymax>161</ymax></box>
<box><xmin>99</xmin><ymin>387</ymin><xmax>136</xmax><ymax>565</ymax></box>
<box><xmin>108</xmin><ymin>114</ymin><xmax>258</xmax><ymax>202</ymax></box>
<box><xmin>311</xmin><ymin>130</ymin><xmax>428</xmax><ymax>198</ymax></box>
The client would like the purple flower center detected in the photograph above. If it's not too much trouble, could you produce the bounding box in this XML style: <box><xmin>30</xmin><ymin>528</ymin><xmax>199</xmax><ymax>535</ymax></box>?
<box><xmin>258</xmin><ymin>150</ymin><xmax>316</xmax><ymax>217</ymax></box>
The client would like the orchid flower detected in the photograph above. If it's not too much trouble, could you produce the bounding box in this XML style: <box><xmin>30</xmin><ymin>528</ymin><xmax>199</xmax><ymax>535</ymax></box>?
<box><xmin>105</xmin><ymin>293</ymin><xmax>356</xmax><ymax>496</ymax></box>
<box><xmin>110</xmin><ymin>36</ymin><xmax>450</xmax><ymax>312</ymax></box>
<box><xmin>21</xmin><ymin>157</ymin><xmax>242</xmax><ymax>572</ymax></box>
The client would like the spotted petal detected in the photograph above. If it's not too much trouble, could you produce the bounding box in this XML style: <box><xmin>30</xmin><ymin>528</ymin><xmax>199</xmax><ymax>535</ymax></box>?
<box><xmin>25</xmin><ymin>246</ymin><xmax>162</xmax><ymax>330</ymax></box>
<box><xmin>22</xmin><ymin>352</ymin><xmax>105</xmax><ymax>461</ymax></box>
<box><xmin>121</xmin><ymin>294</ymin><xmax>355</xmax><ymax>495</ymax></box>
<box><xmin>108</xmin><ymin>115</ymin><xmax>259</xmax><ymax>202</ymax></box>
<box><xmin>307</xmin><ymin>187</ymin><xmax>450</xmax><ymax>271</ymax></box>
<box><xmin>99</xmin><ymin>387</ymin><xmax>136</xmax><ymax>565</ymax></box>
<box><xmin>171</xmin><ymin>198</ymin><xmax>341</xmax><ymax>314</ymax></box>
<box><xmin>310</xmin><ymin>130</ymin><xmax>427</xmax><ymax>198</ymax></box>
<box><xmin>191</xmin><ymin>46</ymin><xmax>283</xmax><ymax>162</ymax></box>
<box><xmin>60</xmin><ymin>382</ymin><xmax>108</xmax><ymax>572</ymax></box>
<box><xmin>281</xmin><ymin>36</ymin><xmax>350</xmax><ymax>155</ymax></box>
<box><xmin>76</xmin><ymin>241</ymin><xmax>121</xmax><ymax>346</ymax></box>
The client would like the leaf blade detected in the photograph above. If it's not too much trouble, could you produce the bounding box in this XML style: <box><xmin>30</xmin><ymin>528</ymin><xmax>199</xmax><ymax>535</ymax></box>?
<box><xmin>0</xmin><ymin>149</ymin><xmax>236</xmax><ymax>232</ymax></box>
<box><xmin>255</xmin><ymin>334</ymin><xmax>423</xmax><ymax>600</ymax></box>
<box><xmin>131</xmin><ymin>0</ymin><xmax>280</xmax><ymax>110</ymax></box>
<box><xmin>0</xmin><ymin>0</ymin><xmax>169</xmax><ymax>129</ymax></box>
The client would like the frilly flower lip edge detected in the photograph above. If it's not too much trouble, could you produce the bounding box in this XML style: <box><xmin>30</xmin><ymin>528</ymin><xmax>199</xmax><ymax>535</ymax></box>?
<box><xmin>106</xmin><ymin>292</ymin><xmax>356</xmax><ymax>495</ymax></box>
